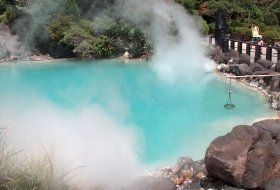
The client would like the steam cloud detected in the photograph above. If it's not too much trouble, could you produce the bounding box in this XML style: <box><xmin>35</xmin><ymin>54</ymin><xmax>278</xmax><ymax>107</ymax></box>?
<box><xmin>0</xmin><ymin>0</ymin><xmax>215</xmax><ymax>189</ymax></box>
<box><xmin>0</xmin><ymin>92</ymin><xmax>143</xmax><ymax>189</ymax></box>
<box><xmin>115</xmin><ymin>0</ymin><xmax>214</xmax><ymax>82</ymax></box>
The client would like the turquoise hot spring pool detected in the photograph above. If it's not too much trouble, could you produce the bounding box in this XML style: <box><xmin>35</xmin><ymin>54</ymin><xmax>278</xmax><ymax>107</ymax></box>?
<box><xmin>0</xmin><ymin>59</ymin><xmax>276</xmax><ymax>164</ymax></box>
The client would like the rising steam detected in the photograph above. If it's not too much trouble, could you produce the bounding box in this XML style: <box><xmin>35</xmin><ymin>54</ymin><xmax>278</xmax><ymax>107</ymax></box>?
<box><xmin>0</xmin><ymin>0</ymin><xmax>215</xmax><ymax>189</ymax></box>
<box><xmin>116</xmin><ymin>0</ymin><xmax>214</xmax><ymax>82</ymax></box>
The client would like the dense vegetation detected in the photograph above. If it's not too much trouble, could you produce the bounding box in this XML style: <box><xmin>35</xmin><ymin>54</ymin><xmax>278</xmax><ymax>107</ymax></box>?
<box><xmin>177</xmin><ymin>0</ymin><xmax>280</xmax><ymax>42</ymax></box>
<box><xmin>0</xmin><ymin>0</ymin><xmax>280</xmax><ymax>58</ymax></box>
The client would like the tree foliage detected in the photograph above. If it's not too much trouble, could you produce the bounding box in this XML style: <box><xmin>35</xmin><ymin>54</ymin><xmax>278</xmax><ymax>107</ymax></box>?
<box><xmin>1</xmin><ymin>0</ymin><xmax>280</xmax><ymax>59</ymax></box>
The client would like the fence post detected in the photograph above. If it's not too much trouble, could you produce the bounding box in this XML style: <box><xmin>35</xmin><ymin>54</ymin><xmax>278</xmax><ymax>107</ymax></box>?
<box><xmin>209</xmin><ymin>36</ymin><xmax>212</xmax><ymax>45</ymax></box>
<box><xmin>255</xmin><ymin>45</ymin><xmax>261</xmax><ymax>62</ymax></box>
<box><xmin>278</xmin><ymin>48</ymin><xmax>280</xmax><ymax>61</ymax></box>
<box><xmin>238</xmin><ymin>42</ymin><xmax>242</xmax><ymax>54</ymax></box>
<box><xmin>230</xmin><ymin>40</ymin><xmax>235</xmax><ymax>49</ymax></box>
<box><xmin>246</xmin><ymin>43</ymin><xmax>251</xmax><ymax>56</ymax></box>
<box><xmin>266</xmin><ymin>46</ymin><xmax>272</xmax><ymax>61</ymax></box>
<box><xmin>223</xmin><ymin>38</ymin><xmax>229</xmax><ymax>53</ymax></box>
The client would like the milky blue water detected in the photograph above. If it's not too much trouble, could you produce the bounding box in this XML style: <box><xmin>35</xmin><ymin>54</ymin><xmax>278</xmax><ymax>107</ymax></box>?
<box><xmin>0</xmin><ymin>59</ymin><xmax>276</xmax><ymax>164</ymax></box>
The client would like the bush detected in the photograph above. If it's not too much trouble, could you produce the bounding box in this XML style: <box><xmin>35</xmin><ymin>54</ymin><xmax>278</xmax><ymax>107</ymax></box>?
<box><xmin>176</xmin><ymin>0</ymin><xmax>195</xmax><ymax>12</ymax></box>
<box><xmin>227</xmin><ymin>20</ymin><xmax>242</xmax><ymax>34</ymax></box>
<box><xmin>61</xmin><ymin>24</ymin><xmax>93</xmax><ymax>47</ymax></box>
<box><xmin>196</xmin><ymin>16</ymin><xmax>209</xmax><ymax>35</ymax></box>
<box><xmin>0</xmin><ymin>0</ymin><xmax>9</xmax><ymax>15</ymax></box>
<box><xmin>264</xmin><ymin>12</ymin><xmax>279</xmax><ymax>26</ymax></box>
<box><xmin>0</xmin><ymin>7</ymin><xmax>12</xmax><ymax>23</ymax></box>
<box><xmin>208</xmin><ymin>22</ymin><xmax>215</xmax><ymax>34</ymax></box>
<box><xmin>79</xmin><ymin>19</ymin><xmax>93</xmax><ymax>34</ymax></box>
<box><xmin>73</xmin><ymin>35</ymin><xmax>115</xmax><ymax>58</ymax></box>
<box><xmin>263</xmin><ymin>30</ymin><xmax>280</xmax><ymax>42</ymax></box>
<box><xmin>48</xmin><ymin>15</ymin><xmax>74</xmax><ymax>41</ymax></box>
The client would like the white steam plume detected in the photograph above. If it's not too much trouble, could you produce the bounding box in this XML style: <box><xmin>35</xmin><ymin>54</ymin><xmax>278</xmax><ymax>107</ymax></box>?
<box><xmin>0</xmin><ymin>92</ymin><xmax>143</xmax><ymax>190</ymax></box>
<box><xmin>115</xmin><ymin>0</ymin><xmax>215</xmax><ymax>82</ymax></box>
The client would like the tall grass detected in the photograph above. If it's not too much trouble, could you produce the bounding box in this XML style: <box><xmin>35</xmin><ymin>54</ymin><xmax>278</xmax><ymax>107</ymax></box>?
<box><xmin>0</xmin><ymin>130</ymin><xmax>82</xmax><ymax>190</ymax></box>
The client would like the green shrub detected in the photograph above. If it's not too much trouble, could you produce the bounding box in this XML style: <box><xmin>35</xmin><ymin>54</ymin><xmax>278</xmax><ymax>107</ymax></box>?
<box><xmin>176</xmin><ymin>0</ymin><xmax>195</xmax><ymax>11</ymax></box>
<box><xmin>208</xmin><ymin>22</ymin><xmax>215</xmax><ymax>34</ymax></box>
<box><xmin>79</xmin><ymin>19</ymin><xmax>93</xmax><ymax>34</ymax></box>
<box><xmin>263</xmin><ymin>30</ymin><xmax>280</xmax><ymax>41</ymax></box>
<box><xmin>73</xmin><ymin>35</ymin><xmax>115</xmax><ymax>58</ymax></box>
<box><xmin>48</xmin><ymin>15</ymin><xmax>74</xmax><ymax>41</ymax></box>
<box><xmin>258</xmin><ymin>23</ymin><xmax>266</xmax><ymax>32</ymax></box>
<box><xmin>264</xmin><ymin>12</ymin><xmax>279</xmax><ymax>26</ymax></box>
<box><xmin>0</xmin><ymin>7</ymin><xmax>13</xmax><ymax>24</ymax></box>
<box><xmin>61</xmin><ymin>24</ymin><xmax>93</xmax><ymax>47</ymax></box>
<box><xmin>196</xmin><ymin>16</ymin><xmax>209</xmax><ymax>35</ymax></box>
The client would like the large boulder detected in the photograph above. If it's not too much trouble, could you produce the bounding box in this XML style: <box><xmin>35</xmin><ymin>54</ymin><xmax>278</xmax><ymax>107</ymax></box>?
<box><xmin>217</xmin><ymin>53</ymin><xmax>230</xmax><ymax>64</ymax></box>
<box><xmin>269</xmin><ymin>77</ymin><xmax>280</xmax><ymax>92</ymax></box>
<box><xmin>258</xmin><ymin>59</ymin><xmax>274</xmax><ymax>70</ymax></box>
<box><xmin>205</xmin><ymin>125</ymin><xmax>258</xmax><ymax>187</ymax></box>
<box><xmin>229</xmin><ymin>64</ymin><xmax>251</xmax><ymax>76</ymax></box>
<box><xmin>252</xmin><ymin>119</ymin><xmax>280</xmax><ymax>138</ymax></box>
<box><xmin>217</xmin><ymin>63</ymin><xmax>229</xmax><ymax>73</ymax></box>
<box><xmin>209</xmin><ymin>46</ymin><xmax>222</xmax><ymax>61</ymax></box>
<box><xmin>275</xmin><ymin>60</ymin><xmax>280</xmax><ymax>72</ymax></box>
<box><xmin>250</xmin><ymin>63</ymin><xmax>267</xmax><ymax>72</ymax></box>
<box><xmin>237</xmin><ymin>53</ymin><xmax>251</xmax><ymax>65</ymax></box>
<box><xmin>225</xmin><ymin>49</ymin><xmax>239</xmax><ymax>60</ymax></box>
<box><xmin>265</xmin><ymin>178</ymin><xmax>280</xmax><ymax>190</ymax></box>
<box><xmin>205</xmin><ymin>121</ymin><xmax>280</xmax><ymax>189</ymax></box>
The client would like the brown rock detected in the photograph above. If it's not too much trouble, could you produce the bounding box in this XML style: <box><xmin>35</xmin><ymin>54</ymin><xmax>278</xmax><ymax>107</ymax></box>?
<box><xmin>252</xmin><ymin>119</ymin><xmax>280</xmax><ymax>139</ymax></box>
<box><xmin>205</xmin><ymin>123</ymin><xmax>280</xmax><ymax>189</ymax></box>
<box><xmin>205</xmin><ymin>125</ymin><xmax>257</xmax><ymax>187</ymax></box>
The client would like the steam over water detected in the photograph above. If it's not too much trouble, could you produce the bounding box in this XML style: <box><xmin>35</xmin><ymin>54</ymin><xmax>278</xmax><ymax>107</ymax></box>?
<box><xmin>0</xmin><ymin>59</ymin><xmax>276</xmax><ymax>189</ymax></box>
<box><xmin>0</xmin><ymin>0</ymin><xmax>276</xmax><ymax>189</ymax></box>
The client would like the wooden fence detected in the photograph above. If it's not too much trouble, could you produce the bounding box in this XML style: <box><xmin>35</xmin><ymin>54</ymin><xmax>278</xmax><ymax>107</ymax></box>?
<box><xmin>209</xmin><ymin>37</ymin><xmax>280</xmax><ymax>63</ymax></box>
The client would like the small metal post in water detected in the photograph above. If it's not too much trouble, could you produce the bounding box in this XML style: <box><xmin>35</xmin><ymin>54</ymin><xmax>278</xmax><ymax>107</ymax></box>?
<box><xmin>224</xmin><ymin>77</ymin><xmax>235</xmax><ymax>109</ymax></box>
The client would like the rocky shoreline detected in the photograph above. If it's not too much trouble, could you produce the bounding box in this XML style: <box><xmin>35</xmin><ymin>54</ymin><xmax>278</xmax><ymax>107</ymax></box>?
<box><xmin>132</xmin><ymin>46</ymin><xmax>280</xmax><ymax>190</ymax></box>
<box><xmin>212</xmin><ymin>46</ymin><xmax>280</xmax><ymax>111</ymax></box>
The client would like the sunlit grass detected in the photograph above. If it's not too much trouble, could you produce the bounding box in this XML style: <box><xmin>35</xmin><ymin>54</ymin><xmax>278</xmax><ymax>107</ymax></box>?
<box><xmin>0</xmin><ymin>130</ymin><xmax>85</xmax><ymax>190</ymax></box>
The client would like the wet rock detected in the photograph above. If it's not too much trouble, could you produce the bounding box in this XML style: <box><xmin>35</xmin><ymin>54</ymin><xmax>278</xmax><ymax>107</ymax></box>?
<box><xmin>275</xmin><ymin>60</ymin><xmax>280</xmax><ymax>72</ymax></box>
<box><xmin>264</xmin><ymin>178</ymin><xmax>280</xmax><ymax>190</ymax></box>
<box><xmin>251</xmin><ymin>63</ymin><xmax>267</xmax><ymax>72</ymax></box>
<box><xmin>252</xmin><ymin>119</ymin><xmax>280</xmax><ymax>139</ymax></box>
<box><xmin>270</xmin><ymin>77</ymin><xmax>280</xmax><ymax>92</ymax></box>
<box><xmin>217</xmin><ymin>64</ymin><xmax>229</xmax><ymax>72</ymax></box>
<box><xmin>205</xmin><ymin>125</ymin><xmax>257</xmax><ymax>187</ymax></box>
<box><xmin>205</xmin><ymin>123</ymin><xmax>280</xmax><ymax>189</ymax></box>
<box><xmin>177</xmin><ymin>157</ymin><xmax>194</xmax><ymax>169</ymax></box>
<box><xmin>217</xmin><ymin>53</ymin><xmax>230</xmax><ymax>64</ymax></box>
<box><xmin>229</xmin><ymin>64</ymin><xmax>251</xmax><ymax>76</ymax></box>
<box><xmin>270</xmin><ymin>64</ymin><xmax>276</xmax><ymax>72</ymax></box>
<box><xmin>225</xmin><ymin>49</ymin><xmax>239</xmax><ymax>59</ymax></box>
<box><xmin>258</xmin><ymin>59</ymin><xmax>274</xmax><ymax>70</ymax></box>
<box><xmin>237</xmin><ymin>53</ymin><xmax>251</xmax><ymax>65</ymax></box>
<box><xmin>209</xmin><ymin>46</ymin><xmax>222</xmax><ymax>61</ymax></box>
<box><xmin>199</xmin><ymin>177</ymin><xmax>226</xmax><ymax>190</ymax></box>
